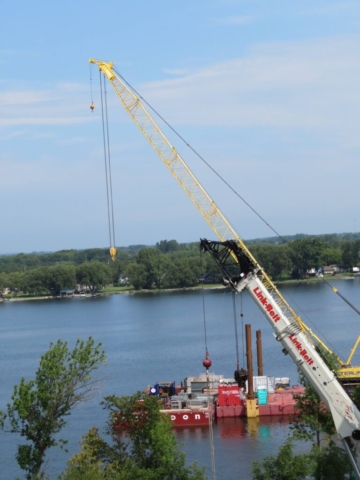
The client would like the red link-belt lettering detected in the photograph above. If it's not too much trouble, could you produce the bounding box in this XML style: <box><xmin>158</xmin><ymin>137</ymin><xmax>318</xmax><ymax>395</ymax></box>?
<box><xmin>289</xmin><ymin>334</ymin><xmax>314</xmax><ymax>366</ymax></box>
<box><xmin>253</xmin><ymin>287</ymin><xmax>280</xmax><ymax>323</ymax></box>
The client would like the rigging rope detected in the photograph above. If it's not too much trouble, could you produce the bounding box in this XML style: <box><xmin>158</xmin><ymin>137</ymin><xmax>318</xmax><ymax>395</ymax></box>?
<box><xmin>206</xmin><ymin>366</ymin><xmax>216</xmax><ymax>480</ymax></box>
<box><xmin>103</xmin><ymin>79</ymin><xmax>116</xmax><ymax>250</ymax></box>
<box><xmin>89</xmin><ymin>63</ymin><xmax>94</xmax><ymax>104</ymax></box>
<box><xmin>199</xmin><ymin>248</ymin><xmax>216</xmax><ymax>480</ymax></box>
<box><xmin>99</xmin><ymin>72</ymin><xmax>116</xmax><ymax>257</ymax></box>
<box><xmin>240</xmin><ymin>294</ymin><xmax>245</xmax><ymax>367</ymax></box>
<box><xmin>199</xmin><ymin>248</ymin><xmax>209</xmax><ymax>355</ymax></box>
<box><xmin>232</xmin><ymin>292</ymin><xmax>240</xmax><ymax>371</ymax></box>
<box><xmin>112</xmin><ymin>66</ymin><xmax>360</xmax><ymax>320</ymax></box>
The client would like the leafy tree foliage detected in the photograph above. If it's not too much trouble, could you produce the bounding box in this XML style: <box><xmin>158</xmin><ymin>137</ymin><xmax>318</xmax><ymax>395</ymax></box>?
<box><xmin>252</xmin><ymin>438</ymin><xmax>314</xmax><ymax>480</ymax></box>
<box><xmin>136</xmin><ymin>248</ymin><xmax>164</xmax><ymax>289</ymax></box>
<box><xmin>342</xmin><ymin>240</ymin><xmax>360</xmax><ymax>268</ymax></box>
<box><xmin>351</xmin><ymin>384</ymin><xmax>360</xmax><ymax>410</ymax></box>
<box><xmin>125</xmin><ymin>263</ymin><xmax>147</xmax><ymax>290</ymax></box>
<box><xmin>156</xmin><ymin>239</ymin><xmax>180</xmax><ymax>253</ymax></box>
<box><xmin>76</xmin><ymin>261</ymin><xmax>112</xmax><ymax>292</ymax></box>
<box><xmin>310</xmin><ymin>441</ymin><xmax>353</xmax><ymax>480</ymax></box>
<box><xmin>291</xmin><ymin>349</ymin><xmax>341</xmax><ymax>447</ymax></box>
<box><xmin>20</xmin><ymin>265</ymin><xmax>77</xmax><ymax>295</ymax></box>
<box><xmin>252</xmin><ymin>438</ymin><xmax>353</xmax><ymax>480</ymax></box>
<box><xmin>1</xmin><ymin>234</ymin><xmax>360</xmax><ymax>294</ymax></box>
<box><xmin>61</xmin><ymin>392</ymin><xmax>205</xmax><ymax>480</ymax></box>
<box><xmin>249</xmin><ymin>244</ymin><xmax>292</xmax><ymax>280</ymax></box>
<box><xmin>291</xmin><ymin>375</ymin><xmax>336</xmax><ymax>447</ymax></box>
<box><xmin>0</xmin><ymin>337</ymin><xmax>106</xmax><ymax>480</ymax></box>
<box><xmin>289</xmin><ymin>237</ymin><xmax>329</xmax><ymax>279</ymax></box>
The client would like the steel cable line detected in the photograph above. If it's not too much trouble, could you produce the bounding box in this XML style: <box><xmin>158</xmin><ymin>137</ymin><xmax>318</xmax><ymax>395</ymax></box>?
<box><xmin>199</xmin><ymin>248</ymin><xmax>216</xmax><ymax>480</ymax></box>
<box><xmin>103</xmin><ymin>78</ymin><xmax>116</xmax><ymax>251</ymax></box>
<box><xmin>99</xmin><ymin>72</ymin><xmax>116</xmax><ymax>256</ymax></box>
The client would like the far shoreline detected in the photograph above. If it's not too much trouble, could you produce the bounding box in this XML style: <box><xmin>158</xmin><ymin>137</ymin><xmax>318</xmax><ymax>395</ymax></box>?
<box><xmin>1</xmin><ymin>275</ymin><xmax>359</xmax><ymax>303</ymax></box>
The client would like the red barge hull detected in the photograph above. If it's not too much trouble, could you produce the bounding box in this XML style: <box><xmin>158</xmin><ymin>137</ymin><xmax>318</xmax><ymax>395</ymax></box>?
<box><xmin>162</xmin><ymin>406</ymin><xmax>215</xmax><ymax>426</ymax></box>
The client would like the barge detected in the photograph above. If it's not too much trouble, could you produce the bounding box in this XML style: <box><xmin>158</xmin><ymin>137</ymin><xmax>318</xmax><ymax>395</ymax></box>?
<box><xmin>147</xmin><ymin>373</ymin><xmax>303</xmax><ymax>426</ymax></box>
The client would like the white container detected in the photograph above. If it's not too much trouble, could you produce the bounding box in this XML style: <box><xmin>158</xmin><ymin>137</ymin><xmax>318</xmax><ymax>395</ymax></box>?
<box><xmin>246</xmin><ymin>376</ymin><xmax>276</xmax><ymax>394</ymax></box>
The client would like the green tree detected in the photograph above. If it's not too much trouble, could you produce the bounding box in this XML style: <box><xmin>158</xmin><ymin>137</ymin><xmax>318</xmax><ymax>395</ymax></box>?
<box><xmin>22</xmin><ymin>267</ymin><xmax>49</xmax><ymax>295</ymax></box>
<box><xmin>351</xmin><ymin>385</ymin><xmax>360</xmax><ymax>410</ymax></box>
<box><xmin>46</xmin><ymin>264</ymin><xmax>76</xmax><ymax>294</ymax></box>
<box><xmin>291</xmin><ymin>349</ymin><xmax>341</xmax><ymax>447</ymax></box>
<box><xmin>6</xmin><ymin>271</ymin><xmax>24</xmax><ymax>292</ymax></box>
<box><xmin>0</xmin><ymin>337</ymin><xmax>106</xmax><ymax>480</ymax></box>
<box><xmin>252</xmin><ymin>438</ymin><xmax>314</xmax><ymax>480</ymax></box>
<box><xmin>289</xmin><ymin>237</ymin><xmax>328</xmax><ymax>279</ymax></box>
<box><xmin>250</xmin><ymin>244</ymin><xmax>292</xmax><ymax>281</ymax></box>
<box><xmin>136</xmin><ymin>248</ymin><xmax>163</xmax><ymax>289</ymax></box>
<box><xmin>156</xmin><ymin>239</ymin><xmax>180</xmax><ymax>254</ymax></box>
<box><xmin>76</xmin><ymin>261</ymin><xmax>112</xmax><ymax>292</ymax></box>
<box><xmin>62</xmin><ymin>392</ymin><xmax>205</xmax><ymax>480</ymax></box>
<box><xmin>342</xmin><ymin>240</ymin><xmax>360</xmax><ymax>268</ymax></box>
<box><xmin>319</xmin><ymin>245</ymin><xmax>342</xmax><ymax>267</ymax></box>
<box><xmin>291</xmin><ymin>374</ymin><xmax>336</xmax><ymax>447</ymax></box>
<box><xmin>310</xmin><ymin>441</ymin><xmax>353</xmax><ymax>480</ymax></box>
<box><xmin>172</xmin><ymin>259</ymin><xmax>198</xmax><ymax>287</ymax></box>
<box><xmin>125</xmin><ymin>262</ymin><xmax>147</xmax><ymax>290</ymax></box>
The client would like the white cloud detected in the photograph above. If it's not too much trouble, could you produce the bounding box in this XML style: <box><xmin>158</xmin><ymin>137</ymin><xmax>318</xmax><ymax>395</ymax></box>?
<box><xmin>0</xmin><ymin>82</ymin><xmax>95</xmax><ymax>127</ymax></box>
<box><xmin>0</xmin><ymin>130</ymin><xmax>26</xmax><ymax>141</ymax></box>
<box><xmin>137</xmin><ymin>36</ymin><xmax>360</xmax><ymax>145</ymax></box>
<box><xmin>0</xmin><ymin>116</ymin><xmax>92</xmax><ymax>126</ymax></box>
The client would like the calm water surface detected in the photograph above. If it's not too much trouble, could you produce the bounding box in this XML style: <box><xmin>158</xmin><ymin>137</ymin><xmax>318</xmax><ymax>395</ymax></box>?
<box><xmin>1</xmin><ymin>280</ymin><xmax>360</xmax><ymax>479</ymax></box>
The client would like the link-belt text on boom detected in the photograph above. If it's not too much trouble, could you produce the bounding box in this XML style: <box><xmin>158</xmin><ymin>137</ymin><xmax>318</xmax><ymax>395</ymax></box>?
<box><xmin>252</xmin><ymin>286</ymin><xmax>280</xmax><ymax>323</ymax></box>
<box><xmin>252</xmin><ymin>286</ymin><xmax>315</xmax><ymax>366</ymax></box>
<box><xmin>288</xmin><ymin>334</ymin><xmax>314</xmax><ymax>366</ymax></box>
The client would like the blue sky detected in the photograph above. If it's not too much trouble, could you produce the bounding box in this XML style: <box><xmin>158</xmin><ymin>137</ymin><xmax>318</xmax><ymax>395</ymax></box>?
<box><xmin>1</xmin><ymin>1</ymin><xmax>360</xmax><ymax>254</ymax></box>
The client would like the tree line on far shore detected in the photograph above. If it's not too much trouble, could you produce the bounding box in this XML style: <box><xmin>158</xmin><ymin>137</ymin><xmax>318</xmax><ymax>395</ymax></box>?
<box><xmin>1</xmin><ymin>234</ymin><xmax>360</xmax><ymax>295</ymax></box>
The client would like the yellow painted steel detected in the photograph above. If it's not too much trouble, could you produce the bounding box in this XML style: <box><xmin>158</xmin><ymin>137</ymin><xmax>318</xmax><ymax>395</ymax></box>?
<box><xmin>246</xmin><ymin>398</ymin><xmax>259</xmax><ymax>418</ymax></box>
<box><xmin>89</xmin><ymin>58</ymin><xmax>319</xmax><ymax>340</ymax></box>
<box><xmin>301</xmin><ymin>322</ymin><xmax>360</xmax><ymax>381</ymax></box>
<box><xmin>110</xmin><ymin>247</ymin><xmax>117</xmax><ymax>262</ymax></box>
<box><xmin>346</xmin><ymin>335</ymin><xmax>360</xmax><ymax>366</ymax></box>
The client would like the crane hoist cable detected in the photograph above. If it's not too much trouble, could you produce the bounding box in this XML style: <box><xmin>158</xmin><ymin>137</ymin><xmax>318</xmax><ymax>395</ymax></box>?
<box><xmin>89</xmin><ymin>63</ymin><xmax>94</xmax><ymax>112</ymax></box>
<box><xmin>239</xmin><ymin>295</ymin><xmax>245</xmax><ymax>367</ymax></box>
<box><xmin>99</xmin><ymin>71</ymin><xmax>116</xmax><ymax>261</ymax></box>
<box><xmin>199</xmin><ymin>249</ymin><xmax>216</xmax><ymax>480</ymax></box>
<box><xmin>232</xmin><ymin>291</ymin><xmax>241</xmax><ymax>371</ymax></box>
<box><xmin>199</xmin><ymin>248</ymin><xmax>210</xmax><ymax>360</ymax></box>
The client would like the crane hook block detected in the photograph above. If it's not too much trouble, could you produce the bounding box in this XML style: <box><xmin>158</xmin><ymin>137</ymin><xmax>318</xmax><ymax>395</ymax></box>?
<box><xmin>90</xmin><ymin>102</ymin><xmax>95</xmax><ymax>112</ymax></box>
<box><xmin>110</xmin><ymin>246</ymin><xmax>117</xmax><ymax>261</ymax></box>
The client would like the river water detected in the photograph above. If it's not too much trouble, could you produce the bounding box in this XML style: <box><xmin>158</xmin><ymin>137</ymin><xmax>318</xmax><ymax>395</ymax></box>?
<box><xmin>1</xmin><ymin>279</ymin><xmax>360</xmax><ymax>479</ymax></box>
